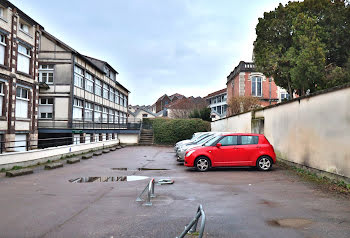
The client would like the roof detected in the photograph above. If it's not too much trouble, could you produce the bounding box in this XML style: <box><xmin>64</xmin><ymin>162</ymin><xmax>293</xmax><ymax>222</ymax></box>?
<box><xmin>41</xmin><ymin>30</ymin><xmax>130</xmax><ymax>93</ymax></box>
<box><xmin>128</xmin><ymin>106</ymin><xmax>157</xmax><ymax>117</ymax></box>
<box><xmin>227</xmin><ymin>61</ymin><xmax>256</xmax><ymax>83</ymax></box>
<box><xmin>83</xmin><ymin>55</ymin><xmax>119</xmax><ymax>75</ymax></box>
<box><xmin>41</xmin><ymin>30</ymin><xmax>104</xmax><ymax>75</ymax></box>
<box><xmin>2</xmin><ymin>0</ymin><xmax>43</xmax><ymax>28</ymax></box>
<box><xmin>156</xmin><ymin>93</ymin><xmax>185</xmax><ymax>102</ymax></box>
<box><xmin>167</xmin><ymin>97</ymin><xmax>206</xmax><ymax>109</ymax></box>
<box><xmin>204</xmin><ymin>88</ymin><xmax>227</xmax><ymax>99</ymax></box>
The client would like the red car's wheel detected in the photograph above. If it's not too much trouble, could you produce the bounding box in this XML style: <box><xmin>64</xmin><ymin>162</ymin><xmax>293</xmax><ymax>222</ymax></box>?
<box><xmin>257</xmin><ymin>156</ymin><xmax>272</xmax><ymax>171</ymax></box>
<box><xmin>195</xmin><ymin>156</ymin><xmax>210</xmax><ymax>172</ymax></box>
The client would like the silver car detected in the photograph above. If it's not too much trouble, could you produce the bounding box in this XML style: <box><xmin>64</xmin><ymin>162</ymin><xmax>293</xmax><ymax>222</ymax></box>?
<box><xmin>176</xmin><ymin>133</ymin><xmax>223</xmax><ymax>162</ymax></box>
<box><xmin>174</xmin><ymin>132</ymin><xmax>211</xmax><ymax>152</ymax></box>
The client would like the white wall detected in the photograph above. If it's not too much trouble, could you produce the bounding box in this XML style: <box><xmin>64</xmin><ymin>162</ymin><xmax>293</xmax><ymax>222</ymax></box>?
<box><xmin>211</xmin><ymin>86</ymin><xmax>350</xmax><ymax>178</ymax></box>
<box><xmin>0</xmin><ymin>139</ymin><xmax>119</xmax><ymax>166</ymax></box>
<box><xmin>118</xmin><ymin>134</ymin><xmax>139</xmax><ymax>145</ymax></box>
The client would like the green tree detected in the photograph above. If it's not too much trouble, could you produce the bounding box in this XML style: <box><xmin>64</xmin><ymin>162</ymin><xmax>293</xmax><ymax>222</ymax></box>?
<box><xmin>254</xmin><ymin>0</ymin><xmax>350</xmax><ymax>96</ymax></box>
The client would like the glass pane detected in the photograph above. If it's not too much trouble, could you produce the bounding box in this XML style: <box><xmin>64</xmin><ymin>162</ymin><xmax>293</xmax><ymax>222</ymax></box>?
<box><xmin>241</xmin><ymin>136</ymin><xmax>259</xmax><ymax>145</ymax></box>
<box><xmin>219</xmin><ymin>136</ymin><xmax>238</xmax><ymax>146</ymax></box>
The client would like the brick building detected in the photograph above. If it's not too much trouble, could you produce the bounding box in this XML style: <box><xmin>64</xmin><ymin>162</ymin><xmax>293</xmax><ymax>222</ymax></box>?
<box><xmin>0</xmin><ymin>0</ymin><xmax>42</xmax><ymax>152</ymax></box>
<box><xmin>226</xmin><ymin>61</ymin><xmax>288</xmax><ymax>116</ymax></box>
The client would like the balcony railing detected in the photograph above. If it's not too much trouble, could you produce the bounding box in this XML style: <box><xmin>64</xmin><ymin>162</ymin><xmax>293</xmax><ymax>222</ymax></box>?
<box><xmin>38</xmin><ymin>118</ymin><xmax>142</xmax><ymax>130</ymax></box>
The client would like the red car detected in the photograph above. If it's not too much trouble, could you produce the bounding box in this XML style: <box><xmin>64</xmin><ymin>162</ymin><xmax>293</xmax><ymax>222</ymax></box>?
<box><xmin>184</xmin><ymin>133</ymin><xmax>276</xmax><ymax>172</ymax></box>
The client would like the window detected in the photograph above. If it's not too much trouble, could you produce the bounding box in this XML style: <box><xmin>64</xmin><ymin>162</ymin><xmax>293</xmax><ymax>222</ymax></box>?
<box><xmin>142</xmin><ymin>114</ymin><xmax>148</xmax><ymax>118</ymax></box>
<box><xmin>85</xmin><ymin>72</ymin><xmax>93</xmax><ymax>93</ymax></box>
<box><xmin>95</xmin><ymin>79</ymin><xmax>102</xmax><ymax>96</ymax></box>
<box><xmin>39</xmin><ymin>65</ymin><xmax>54</xmax><ymax>84</ymax></box>
<box><xmin>0</xmin><ymin>7</ymin><xmax>4</xmax><ymax>20</ymax></box>
<box><xmin>94</xmin><ymin>105</ymin><xmax>102</xmax><ymax>122</ymax></box>
<box><xmin>0</xmin><ymin>83</ymin><xmax>3</xmax><ymax>117</ymax></box>
<box><xmin>109</xmin><ymin>87</ymin><xmax>114</xmax><ymax>102</ymax></box>
<box><xmin>241</xmin><ymin>136</ymin><xmax>259</xmax><ymax>145</ymax></box>
<box><xmin>217</xmin><ymin>106</ymin><xmax>222</xmax><ymax>114</ymax></box>
<box><xmin>20</xmin><ymin>22</ymin><xmax>29</xmax><ymax>34</ymax></box>
<box><xmin>103</xmin><ymin>83</ymin><xmax>109</xmax><ymax>99</ymax></box>
<box><xmin>39</xmin><ymin>98</ymin><xmax>53</xmax><ymax>119</ymax></box>
<box><xmin>115</xmin><ymin>111</ymin><xmax>119</xmax><ymax>123</ymax></box>
<box><xmin>252</xmin><ymin>76</ymin><xmax>262</xmax><ymax>97</ymax></box>
<box><xmin>0</xmin><ymin>34</ymin><xmax>6</xmax><ymax>65</ymax></box>
<box><xmin>74</xmin><ymin>66</ymin><xmax>84</xmax><ymax>88</ymax></box>
<box><xmin>115</xmin><ymin>90</ymin><xmax>119</xmax><ymax>104</ymax></box>
<box><xmin>124</xmin><ymin>95</ymin><xmax>127</xmax><ymax>107</ymax></box>
<box><xmin>218</xmin><ymin>136</ymin><xmax>238</xmax><ymax>146</ymax></box>
<box><xmin>15</xmin><ymin>87</ymin><xmax>29</xmax><ymax>118</ymax></box>
<box><xmin>17</xmin><ymin>44</ymin><xmax>31</xmax><ymax>74</ymax></box>
<box><xmin>84</xmin><ymin>102</ymin><xmax>93</xmax><ymax>121</ymax></box>
<box><xmin>120</xmin><ymin>93</ymin><xmax>124</xmax><ymax>106</ymax></box>
<box><xmin>73</xmin><ymin>98</ymin><xmax>83</xmax><ymax>120</ymax></box>
<box><xmin>102</xmin><ymin>107</ymin><xmax>108</xmax><ymax>123</ymax></box>
<box><xmin>109</xmin><ymin>109</ymin><xmax>114</xmax><ymax>123</ymax></box>
<box><xmin>217</xmin><ymin>96</ymin><xmax>222</xmax><ymax>103</ymax></box>
<box><xmin>281</xmin><ymin>92</ymin><xmax>290</xmax><ymax>101</ymax></box>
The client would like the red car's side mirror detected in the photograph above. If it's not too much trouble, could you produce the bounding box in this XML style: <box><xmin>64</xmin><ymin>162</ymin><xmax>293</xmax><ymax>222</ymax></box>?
<box><xmin>216</xmin><ymin>143</ymin><xmax>222</xmax><ymax>148</ymax></box>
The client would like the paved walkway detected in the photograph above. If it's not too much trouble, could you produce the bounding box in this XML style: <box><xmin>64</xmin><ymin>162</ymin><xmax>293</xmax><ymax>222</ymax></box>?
<box><xmin>0</xmin><ymin>146</ymin><xmax>349</xmax><ymax>238</ymax></box>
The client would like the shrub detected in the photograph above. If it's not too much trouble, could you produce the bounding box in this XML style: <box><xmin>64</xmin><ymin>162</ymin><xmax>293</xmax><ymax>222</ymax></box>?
<box><xmin>148</xmin><ymin>118</ymin><xmax>210</xmax><ymax>145</ymax></box>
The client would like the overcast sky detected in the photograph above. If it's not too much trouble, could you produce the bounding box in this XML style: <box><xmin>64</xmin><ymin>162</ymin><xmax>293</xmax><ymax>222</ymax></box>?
<box><xmin>12</xmin><ymin>0</ymin><xmax>291</xmax><ymax>105</ymax></box>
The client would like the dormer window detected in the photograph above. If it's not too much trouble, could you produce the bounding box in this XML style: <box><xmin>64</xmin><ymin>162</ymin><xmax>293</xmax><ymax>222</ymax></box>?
<box><xmin>20</xmin><ymin>22</ymin><xmax>29</xmax><ymax>34</ymax></box>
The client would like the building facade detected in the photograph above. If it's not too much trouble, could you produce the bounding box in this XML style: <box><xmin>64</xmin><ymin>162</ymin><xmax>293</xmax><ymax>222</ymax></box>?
<box><xmin>204</xmin><ymin>88</ymin><xmax>227</xmax><ymax>120</ymax></box>
<box><xmin>154</xmin><ymin>93</ymin><xmax>184</xmax><ymax>114</ymax></box>
<box><xmin>226</xmin><ymin>61</ymin><xmax>288</xmax><ymax>116</ymax></box>
<box><xmin>37</xmin><ymin>31</ymin><xmax>131</xmax><ymax>147</ymax></box>
<box><xmin>0</xmin><ymin>1</ymin><xmax>42</xmax><ymax>152</ymax></box>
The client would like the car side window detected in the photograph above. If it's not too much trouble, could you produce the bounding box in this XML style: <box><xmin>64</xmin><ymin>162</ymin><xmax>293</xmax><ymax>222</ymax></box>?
<box><xmin>241</xmin><ymin>136</ymin><xmax>259</xmax><ymax>145</ymax></box>
<box><xmin>218</xmin><ymin>136</ymin><xmax>238</xmax><ymax>146</ymax></box>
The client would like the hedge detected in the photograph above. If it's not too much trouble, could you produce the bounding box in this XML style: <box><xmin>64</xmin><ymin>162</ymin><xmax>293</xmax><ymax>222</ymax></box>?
<box><xmin>143</xmin><ymin>118</ymin><xmax>210</xmax><ymax>145</ymax></box>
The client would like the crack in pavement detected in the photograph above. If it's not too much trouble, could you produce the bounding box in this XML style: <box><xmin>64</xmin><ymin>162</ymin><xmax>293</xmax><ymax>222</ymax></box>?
<box><xmin>39</xmin><ymin>186</ymin><xmax>114</xmax><ymax>238</ymax></box>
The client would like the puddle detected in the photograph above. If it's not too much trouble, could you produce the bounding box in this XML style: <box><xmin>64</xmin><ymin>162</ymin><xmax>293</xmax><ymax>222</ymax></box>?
<box><xmin>69</xmin><ymin>176</ymin><xmax>149</xmax><ymax>183</ymax></box>
<box><xmin>111</xmin><ymin>168</ymin><xmax>169</xmax><ymax>171</ymax></box>
<box><xmin>267</xmin><ymin>218</ymin><xmax>313</xmax><ymax>228</ymax></box>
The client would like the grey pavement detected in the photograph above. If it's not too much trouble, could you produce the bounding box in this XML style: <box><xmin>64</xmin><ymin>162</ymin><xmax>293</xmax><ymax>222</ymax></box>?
<box><xmin>0</xmin><ymin>146</ymin><xmax>349</xmax><ymax>238</ymax></box>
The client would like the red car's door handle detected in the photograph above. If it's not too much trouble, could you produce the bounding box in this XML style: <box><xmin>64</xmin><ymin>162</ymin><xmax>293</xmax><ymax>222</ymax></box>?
<box><xmin>256</xmin><ymin>146</ymin><xmax>261</xmax><ymax>149</ymax></box>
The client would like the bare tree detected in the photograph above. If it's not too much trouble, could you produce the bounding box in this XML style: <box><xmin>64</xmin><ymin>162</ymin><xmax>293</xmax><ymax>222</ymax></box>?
<box><xmin>227</xmin><ymin>96</ymin><xmax>261</xmax><ymax>116</ymax></box>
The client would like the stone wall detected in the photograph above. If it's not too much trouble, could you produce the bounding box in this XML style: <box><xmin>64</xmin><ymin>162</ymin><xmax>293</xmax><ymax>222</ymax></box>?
<box><xmin>212</xmin><ymin>85</ymin><xmax>350</xmax><ymax>179</ymax></box>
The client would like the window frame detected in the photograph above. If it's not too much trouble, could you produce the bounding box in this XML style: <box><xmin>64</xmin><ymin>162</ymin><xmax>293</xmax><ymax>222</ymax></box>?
<box><xmin>17</xmin><ymin>44</ymin><xmax>31</xmax><ymax>74</ymax></box>
<box><xmin>252</xmin><ymin>76</ymin><xmax>262</xmax><ymax>97</ymax></box>
<box><xmin>39</xmin><ymin>65</ymin><xmax>54</xmax><ymax>84</ymax></box>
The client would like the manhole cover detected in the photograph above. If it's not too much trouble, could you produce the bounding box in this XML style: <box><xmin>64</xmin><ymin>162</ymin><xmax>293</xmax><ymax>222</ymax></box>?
<box><xmin>69</xmin><ymin>176</ymin><xmax>149</xmax><ymax>183</ymax></box>
<box><xmin>111</xmin><ymin>168</ymin><xmax>169</xmax><ymax>171</ymax></box>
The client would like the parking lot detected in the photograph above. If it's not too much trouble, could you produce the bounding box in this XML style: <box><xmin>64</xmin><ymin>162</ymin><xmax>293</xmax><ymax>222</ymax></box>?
<box><xmin>0</xmin><ymin>146</ymin><xmax>349</xmax><ymax>238</ymax></box>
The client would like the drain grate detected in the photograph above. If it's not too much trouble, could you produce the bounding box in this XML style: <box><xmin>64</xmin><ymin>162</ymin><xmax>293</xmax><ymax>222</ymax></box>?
<box><xmin>69</xmin><ymin>176</ymin><xmax>149</xmax><ymax>183</ymax></box>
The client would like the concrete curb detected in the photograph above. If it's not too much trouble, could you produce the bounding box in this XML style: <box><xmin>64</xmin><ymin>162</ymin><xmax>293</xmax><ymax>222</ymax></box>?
<box><xmin>82</xmin><ymin>154</ymin><xmax>93</xmax><ymax>160</ymax></box>
<box><xmin>102</xmin><ymin>149</ymin><xmax>110</xmax><ymax>153</ymax></box>
<box><xmin>67</xmin><ymin>157</ymin><xmax>81</xmax><ymax>164</ymax></box>
<box><xmin>6</xmin><ymin>168</ymin><xmax>33</xmax><ymax>177</ymax></box>
<box><xmin>45</xmin><ymin>163</ymin><xmax>63</xmax><ymax>170</ymax></box>
<box><xmin>93</xmin><ymin>151</ymin><xmax>102</xmax><ymax>156</ymax></box>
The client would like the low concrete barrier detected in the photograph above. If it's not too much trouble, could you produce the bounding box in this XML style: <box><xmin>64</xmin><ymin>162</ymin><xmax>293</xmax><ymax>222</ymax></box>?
<box><xmin>0</xmin><ymin>139</ymin><xmax>119</xmax><ymax>170</ymax></box>
<box><xmin>93</xmin><ymin>151</ymin><xmax>102</xmax><ymax>156</ymax></box>
<box><xmin>6</xmin><ymin>168</ymin><xmax>33</xmax><ymax>177</ymax></box>
<box><xmin>45</xmin><ymin>163</ymin><xmax>63</xmax><ymax>170</ymax></box>
<box><xmin>82</xmin><ymin>154</ymin><xmax>93</xmax><ymax>160</ymax></box>
<box><xmin>67</xmin><ymin>158</ymin><xmax>80</xmax><ymax>164</ymax></box>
